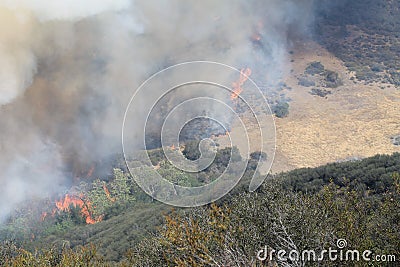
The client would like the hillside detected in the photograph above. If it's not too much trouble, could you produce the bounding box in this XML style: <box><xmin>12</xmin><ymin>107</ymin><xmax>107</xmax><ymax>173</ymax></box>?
<box><xmin>316</xmin><ymin>0</ymin><xmax>400</xmax><ymax>85</ymax></box>
<box><xmin>1</xmin><ymin>0</ymin><xmax>400</xmax><ymax>266</ymax></box>
<box><xmin>1</xmin><ymin>152</ymin><xmax>399</xmax><ymax>265</ymax></box>
<box><xmin>262</xmin><ymin>0</ymin><xmax>400</xmax><ymax>172</ymax></box>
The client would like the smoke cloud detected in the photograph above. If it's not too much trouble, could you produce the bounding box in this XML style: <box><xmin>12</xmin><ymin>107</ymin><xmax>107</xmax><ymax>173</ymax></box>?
<box><xmin>0</xmin><ymin>0</ymin><xmax>315</xmax><ymax>221</ymax></box>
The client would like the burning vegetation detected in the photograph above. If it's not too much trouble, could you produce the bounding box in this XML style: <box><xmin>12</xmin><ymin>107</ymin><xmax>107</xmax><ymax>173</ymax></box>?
<box><xmin>41</xmin><ymin>193</ymin><xmax>103</xmax><ymax>225</ymax></box>
<box><xmin>37</xmin><ymin>166</ymin><xmax>131</xmax><ymax>225</ymax></box>
<box><xmin>55</xmin><ymin>194</ymin><xmax>101</xmax><ymax>225</ymax></box>
<box><xmin>0</xmin><ymin>0</ymin><xmax>399</xmax><ymax>265</ymax></box>
<box><xmin>231</xmin><ymin>68</ymin><xmax>252</xmax><ymax>100</ymax></box>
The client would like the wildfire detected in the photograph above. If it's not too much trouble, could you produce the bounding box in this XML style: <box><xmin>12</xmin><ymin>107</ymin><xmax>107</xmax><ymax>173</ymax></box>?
<box><xmin>41</xmin><ymin>212</ymin><xmax>47</xmax><ymax>221</ymax></box>
<box><xmin>231</xmin><ymin>68</ymin><xmax>252</xmax><ymax>100</ymax></box>
<box><xmin>251</xmin><ymin>32</ymin><xmax>261</xmax><ymax>41</ymax></box>
<box><xmin>251</xmin><ymin>20</ymin><xmax>264</xmax><ymax>42</ymax></box>
<box><xmin>55</xmin><ymin>194</ymin><xmax>101</xmax><ymax>224</ymax></box>
<box><xmin>103</xmin><ymin>183</ymin><xmax>116</xmax><ymax>202</ymax></box>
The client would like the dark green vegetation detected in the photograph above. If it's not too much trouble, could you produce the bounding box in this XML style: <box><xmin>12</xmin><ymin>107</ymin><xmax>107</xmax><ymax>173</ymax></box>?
<box><xmin>1</xmin><ymin>151</ymin><xmax>399</xmax><ymax>266</ymax></box>
<box><xmin>305</xmin><ymin>61</ymin><xmax>325</xmax><ymax>76</ymax></box>
<box><xmin>272</xmin><ymin>101</ymin><xmax>289</xmax><ymax>118</ymax></box>
<box><xmin>392</xmin><ymin>135</ymin><xmax>400</xmax><ymax>146</ymax></box>
<box><xmin>310</xmin><ymin>88</ymin><xmax>331</xmax><ymax>97</ymax></box>
<box><xmin>316</xmin><ymin>0</ymin><xmax>400</xmax><ymax>85</ymax></box>
<box><xmin>299</xmin><ymin>62</ymin><xmax>342</xmax><ymax>94</ymax></box>
<box><xmin>0</xmin><ymin>145</ymin><xmax>252</xmax><ymax>262</ymax></box>
<box><xmin>147</xmin><ymin>145</ymin><xmax>243</xmax><ymax>186</ymax></box>
<box><xmin>182</xmin><ymin>140</ymin><xmax>202</xmax><ymax>160</ymax></box>
<box><xmin>324</xmin><ymin>70</ymin><xmax>342</xmax><ymax>88</ymax></box>
<box><xmin>132</xmin><ymin>174</ymin><xmax>399</xmax><ymax>266</ymax></box>
<box><xmin>298</xmin><ymin>76</ymin><xmax>315</xmax><ymax>87</ymax></box>
<box><xmin>281</xmin><ymin>153</ymin><xmax>400</xmax><ymax>194</ymax></box>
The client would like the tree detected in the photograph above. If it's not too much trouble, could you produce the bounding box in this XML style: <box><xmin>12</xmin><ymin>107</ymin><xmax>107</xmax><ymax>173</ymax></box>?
<box><xmin>182</xmin><ymin>140</ymin><xmax>201</xmax><ymax>161</ymax></box>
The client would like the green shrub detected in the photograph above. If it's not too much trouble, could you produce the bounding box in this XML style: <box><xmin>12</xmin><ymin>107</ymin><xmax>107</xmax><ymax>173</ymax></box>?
<box><xmin>305</xmin><ymin>61</ymin><xmax>325</xmax><ymax>75</ymax></box>
<box><xmin>273</xmin><ymin>102</ymin><xmax>289</xmax><ymax>118</ymax></box>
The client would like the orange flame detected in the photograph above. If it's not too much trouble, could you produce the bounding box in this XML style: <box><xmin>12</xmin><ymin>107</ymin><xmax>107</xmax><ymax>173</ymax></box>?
<box><xmin>103</xmin><ymin>184</ymin><xmax>116</xmax><ymax>202</ymax></box>
<box><xmin>251</xmin><ymin>32</ymin><xmax>261</xmax><ymax>41</ymax></box>
<box><xmin>41</xmin><ymin>212</ymin><xmax>47</xmax><ymax>221</ymax></box>
<box><xmin>251</xmin><ymin>21</ymin><xmax>263</xmax><ymax>42</ymax></box>
<box><xmin>55</xmin><ymin>194</ymin><xmax>101</xmax><ymax>224</ymax></box>
<box><xmin>231</xmin><ymin>68</ymin><xmax>252</xmax><ymax>100</ymax></box>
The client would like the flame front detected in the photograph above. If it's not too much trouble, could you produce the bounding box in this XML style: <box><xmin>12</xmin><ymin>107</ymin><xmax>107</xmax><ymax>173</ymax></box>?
<box><xmin>231</xmin><ymin>68</ymin><xmax>252</xmax><ymax>100</ymax></box>
<box><xmin>55</xmin><ymin>194</ymin><xmax>101</xmax><ymax>224</ymax></box>
<box><xmin>41</xmin><ymin>212</ymin><xmax>47</xmax><ymax>221</ymax></box>
<box><xmin>103</xmin><ymin>184</ymin><xmax>116</xmax><ymax>202</ymax></box>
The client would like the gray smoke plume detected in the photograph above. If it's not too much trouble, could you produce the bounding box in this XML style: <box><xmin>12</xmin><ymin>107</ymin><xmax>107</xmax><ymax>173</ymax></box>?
<box><xmin>0</xmin><ymin>0</ymin><xmax>315</xmax><ymax>222</ymax></box>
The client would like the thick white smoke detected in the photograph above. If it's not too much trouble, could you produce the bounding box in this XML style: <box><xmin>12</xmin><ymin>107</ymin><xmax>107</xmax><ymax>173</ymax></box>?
<box><xmin>1</xmin><ymin>0</ymin><xmax>131</xmax><ymax>21</ymax></box>
<box><xmin>0</xmin><ymin>0</ymin><xmax>131</xmax><ymax>221</ymax></box>
<box><xmin>0</xmin><ymin>0</ymin><xmax>315</xmax><ymax>222</ymax></box>
<box><xmin>0</xmin><ymin>0</ymin><xmax>131</xmax><ymax>105</ymax></box>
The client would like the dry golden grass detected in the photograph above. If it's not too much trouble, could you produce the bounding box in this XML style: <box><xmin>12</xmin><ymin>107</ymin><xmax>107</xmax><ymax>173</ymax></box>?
<box><xmin>274</xmin><ymin>40</ymin><xmax>400</xmax><ymax>171</ymax></box>
<box><xmin>216</xmin><ymin>40</ymin><xmax>400</xmax><ymax>173</ymax></box>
